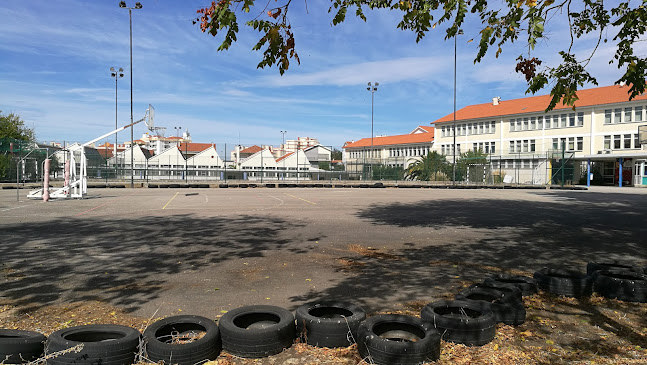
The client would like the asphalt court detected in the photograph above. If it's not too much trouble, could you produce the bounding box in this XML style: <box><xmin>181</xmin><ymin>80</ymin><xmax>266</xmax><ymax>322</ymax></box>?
<box><xmin>1</xmin><ymin>186</ymin><xmax>646</xmax><ymax>319</ymax></box>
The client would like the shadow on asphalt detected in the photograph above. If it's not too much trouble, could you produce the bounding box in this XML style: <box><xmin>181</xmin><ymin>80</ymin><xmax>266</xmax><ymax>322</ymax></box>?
<box><xmin>290</xmin><ymin>191</ymin><xmax>646</xmax><ymax>309</ymax></box>
<box><xmin>0</xmin><ymin>214</ymin><xmax>304</xmax><ymax>313</ymax></box>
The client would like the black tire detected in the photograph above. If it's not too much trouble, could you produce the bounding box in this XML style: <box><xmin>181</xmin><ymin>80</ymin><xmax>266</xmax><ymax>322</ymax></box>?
<box><xmin>219</xmin><ymin>184</ymin><xmax>228</xmax><ymax>188</ymax></box>
<box><xmin>295</xmin><ymin>301</ymin><xmax>366</xmax><ymax>348</ymax></box>
<box><xmin>483</xmin><ymin>274</ymin><xmax>538</xmax><ymax>296</ymax></box>
<box><xmin>219</xmin><ymin>305</ymin><xmax>295</xmax><ymax>358</ymax></box>
<box><xmin>148</xmin><ymin>184</ymin><xmax>159</xmax><ymax>188</ymax></box>
<box><xmin>46</xmin><ymin>324</ymin><xmax>140</xmax><ymax>365</ymax></box>
<box><xmin>0</xmin><ymin>329</ymin><xmax>46</xmax><ymax>363</ymax></box>
<box><xmin>586</xmin><ymin>261</ymin><xmax>642</xmax><ymax>276</ymax></box>
<box><xmin>143</xmin><ymin>315</ymin><xmax>221</xmax><ymax>365</ymax></box>
<box><xmin>468</xmin><ymin>282</ymin><xmax>523</xmax><ymax>303</ymax></box>
<box><xmin>356</xmin><ymin>314</ymin><xmax>440</xmax><ymax>365</ymax></box>
<box><xmin>420</xmin><ymin>300</ymin><xmax>496</xmax><ymax>346</ymax></box>
<box><xmin>265</xmin><ymin>183</ymin><xmax>276</xmax><ymax>188</ymax></box>
<box><xmin>592</xmin><ymin>270</ymin><xmax>647</xmax><ymax>303</ymax></box>
<box><xmin>168</xmin><ymin>184</ymin><xmax>180</xmax><ymax>188</ymax></box>
<box><xmin>455</xmin><ymin>288</ymin><xmax>526</xmax><ymax>326</ymax></box>
<box><xmin>533</xmin><ymin>268</ymin><xmax>593</xmax><ymax>298</ymax></box>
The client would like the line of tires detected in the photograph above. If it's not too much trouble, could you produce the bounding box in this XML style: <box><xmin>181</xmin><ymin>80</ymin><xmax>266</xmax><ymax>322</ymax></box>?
<box><xmin>534</xmin><ymin>261</ymin><xmax>647</xmax><ymax>302</ymax></box>
<box><xmin>2</xmin><ymin>261</ymin><xmax>644</xmax><ymax>365</ymax></box>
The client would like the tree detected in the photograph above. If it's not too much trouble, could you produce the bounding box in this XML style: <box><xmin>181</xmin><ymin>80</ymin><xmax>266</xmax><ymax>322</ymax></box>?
<box><xmin>196</xmin><ymin>1</ymin><xmax>646</xmax><ymax>111</ymax></box>
<box><xmin>0</xmin><ymin>111</ymin><xmax>35</xmax><ymax>141</ymax></box>
<box><xmin>331</xmin><ymin>148</ymin><xmax>342</xmax><ymax>161</ymax></box>
<box><xmin>405</xmin><ymin>151</ymin><xmax>449</xmax><ymax>181</ymax></box>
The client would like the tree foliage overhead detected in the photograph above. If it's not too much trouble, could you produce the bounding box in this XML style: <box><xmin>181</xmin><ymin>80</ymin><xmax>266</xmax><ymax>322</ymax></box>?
<box><xmin>0</xmin><ymin>111</ymin><xmax>34</xmax><ymax>141</ymax></box>
<box><xmin>196</xmin><ymin>0</ymin><xmax>647</xmax><ymax>111</ymax></box>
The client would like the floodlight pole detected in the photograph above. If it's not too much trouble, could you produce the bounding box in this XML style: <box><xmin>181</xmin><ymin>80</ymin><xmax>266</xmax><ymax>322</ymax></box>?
<box><xmin>367</xmin><ymin>82</ymin><xmax>378</xmax><ymax>180</ymax></box>
<box><xmin>110</xmin><ymin>67</ymin><xmax>123</xmax><ymax>180</ymax></box>
<box><xmin>281</xmin><ymin>130</ymin><xmax>287</xmax><ymax>180</ymax></box>
<box><xmin>120</xmin><ymin>1</ymin><xmax>142</xmax><ymax>188</ymax></box>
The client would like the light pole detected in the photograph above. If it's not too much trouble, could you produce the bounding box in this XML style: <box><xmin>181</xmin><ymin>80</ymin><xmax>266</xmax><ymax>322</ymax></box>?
<box><xmin>280</xmin><ymin>130</ymin><xmax>287</xmax><ymax>180</ymax></box>
<box><xmin>174</xmin><ymin>126</ymin><xmax>181</xmax><ymax>179</ymax></box>
<box><xmin>110</xmin><ymin>67</ymin><xmax>123</xmax><ymax>179</ymax></box>
<box><xmin>119</xmin><ymin>1</ymin><xmax>142</xmax><ymax>188</ymax></box>
<box><xmin>367</xmin><ymin>82</ymin><xmax>378</xmax><ymax>180</ymax></box>
<box><xmin>452</xmin><ymin>29</ymin><xmax>463</xmax><ymax>185</ymax></box>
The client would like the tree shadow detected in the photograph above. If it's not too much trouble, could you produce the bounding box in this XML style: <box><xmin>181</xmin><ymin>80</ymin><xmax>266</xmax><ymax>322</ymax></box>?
<box><xmin>289</xmin><ymin>191</ymin><xmax>647</xmax><ymax>357</ymax></box>
<box><xmin>0</xmin><ymin>214</ymin><xmax>303</xmax><ymax>313</ymax></box>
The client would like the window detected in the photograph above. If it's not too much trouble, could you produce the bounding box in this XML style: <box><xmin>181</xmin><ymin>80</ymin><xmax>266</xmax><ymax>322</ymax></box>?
<box><xmin>491</xmin><ymin>121</ymin><xmax>496</xmax><ymax>133</ymax></box>
<box><xmin>625</xmin><ymin>108</ymin><xmax>632</xmax><ymax>123</ymax></box>
<box><xmin>576</xmin><ymin>137</ymin><xmax>583</xmax><ymax>151</ymax></box>
<box><xmin>614</xmin><ymin>108</ymin><xmax>622</xmax><ymax>123</ymax></box>
<box><xmin>604</xmin><ymin>109</ymin><xmax>612</xmax><ymax>124</ymax></box>
<box><xmin>516</xmin><ymin>119</ymin><xmax>523</xmax><ymax>131</ymax></box>
<box><xmin>491</xmin><ymin>142</ymin><xmax>496</xmax><ymax>154</ymax></box>
<box><xmin>530</xmin><ymin>140</ymin><xmax>536</xmax><ymax>152</ymax></box>
<box><xmin>552</xmin><ymin>115</ymin><xmax>559</xmax><ymax>128</ymax></box>
<box><xmin>553</xmin><ymin>138</ymin><xmax>559</xmax><ymax>150</ymax></box>
<box><xmin>522</xmin><ymin>140</ymin><xmax>529</xmax><ymax>152</ymax></box>
<box><xmin>635</xmin><ymin>106</ymin><xmax>643</xmax><ymax>121</ymax></box>
<box><xmin>624</xmin><ymin>134</ymin><xmax>632</xmax><ymax>149</ymax></box>
<box><xmin>509</xmin><ymin>141</ymin><xmax>515</xmax><ymax>153</ymax></box>
<box><xmin>577</xmin><ymin>112</ymin><xmax>584</xmax><ymax>126</ymax></box>
<box><xmin>479</xmin><ymin>122</ymin><xmax>484</xmax><ymax>134</ymax></box>
<box><xmin>561</xmin><ymin>114</ymin><xmax>567</xmax><ymax>128</ymax></box>
<box><xmin>569</xmin><ymin>113</ymin><xmax>576</xmax><ymax>127</ymax></box>
<box><xmin>635</xmin><ymin>134</ymin><xmax>640</xmax><ymax>149</ymax></box>
<box><xmin>537</xmin><ymin>116</ymin><xmax>544</xmax><ymax>130</ymax></box>
<box><xmin>614</xmin><ymin>135</ymin><xmax>621</xmax><ymax>149</ymax></box>
<box><xmin>510</xmin><ymin>119</ymin><xmax>515</xmax><ymax>132</ymax></box>
<box><xmin>604</xmin><ymin>136</ymin><xmax>611</xmax><ymax>150</ymax></box>
<box><xmin>530</xmin><ymin>117</ymin><xmax>536</xmax><ymax>130</ymax></box>
<box><xmin>568</xmin><ymin>137</ymin><xmax>575</xmax><ymax>151</ymax></box>
<box><xmin>523</xmin><ymin>118</ymin><xmax>529</xmax><ymax>130</ymax></box>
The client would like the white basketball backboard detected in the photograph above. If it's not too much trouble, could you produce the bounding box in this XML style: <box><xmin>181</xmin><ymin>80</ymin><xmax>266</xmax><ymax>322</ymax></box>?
<box><xmin>145</xmin><ymin>104</ymin><xmax>155</xmax><ymax>130</ymax></box>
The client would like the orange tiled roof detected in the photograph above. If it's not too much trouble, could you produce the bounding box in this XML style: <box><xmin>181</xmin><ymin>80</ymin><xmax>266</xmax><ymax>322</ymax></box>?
<box><xmin>276</xmin><ymin>151</ymin><xmax>294</xmax><ymax>163</ymax></box>
<box><xmin>344</xmin><ymin>132</ymin><xmax>433</xmax><ymax>149</ymax></box>
<box><xmin>433</xmin><ymin>84</ymin><xmax>647</xmax><ymax>124</ymax></box>
<box><xmin>240</xmin><ymin>145</ymin><xmax>262</xmax><ymax>154</ymax></box>
<box><xmin>415</xmin><ymin>126</ymin><xmax>435</xmax><ymax>133</ymax></box>
<box><xmin>178</xmin><ymin>142</ymin><xmax>214</xmax><ymax>153</ymax></box>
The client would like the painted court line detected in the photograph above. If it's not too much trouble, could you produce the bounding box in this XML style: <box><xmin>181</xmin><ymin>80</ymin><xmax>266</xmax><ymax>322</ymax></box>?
<box><xmin>162</xmin><ymin>192</ymin><xmax>179</xmax><ymax>210</ymax></box>
<box><xmin>284</xmin><ymin>193</ymin><xmax>317</xmax><ymax>205</ymax></box>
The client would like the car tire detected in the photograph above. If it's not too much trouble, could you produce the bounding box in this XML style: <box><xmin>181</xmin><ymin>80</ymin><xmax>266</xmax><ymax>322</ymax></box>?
<box><xmin>0</xmin><ymin>329</ymin><xmax>46</xmax><ymax>363</ymax></box>
<box><xmin>46</xmin><ymin>324</ymin><xmax>140</xmax><ymax>365</ymax></box>
<box><xmin>586</xmin><ymin>261</ymin><xmax>642</xmax><ymax>276</ymax></box>
<box><xmin>295</xmin><ymin>301</ymin><xmax>366</xmax><ymax>348</ymax></box>
<box><xmin>468</xmin><ymin>282</ymin><xmax>523</xmax><ymax>303</ymax></box>
<box><xmin>592</xmin><ymin>270</ymin><xmax>647</xmax><ymax>303</ymax></box>
<box><xmin>357</xmin><ymin>314</ymin><xmax>440</xmax><ymax>365</ymax></box>
<box><xmin>483</xmin><ymin>274</ymin><xmax>538</xmax><ymax>296</ymax></box>
<box><xmin>219</xmin><ymin>305</ymin><xmax>295</xmax><ymax>358</ymax></box>
<box><xmin>534</xmin><ymin>268</ymin><xmax>593</xmax><ymax>298</ymax></box>
<box><xmin>420</xmin><ymin>300</ymin><xmax>496</xmax><ymax>346</ymax></box>
<box><xmin>455</xmin><ymin>288</ymin><xmax>526</xmax><ymax>326</ymax></box>
<box><xmin>143</xmin><ymin>315</ymin><xmax>221</xmax><ymax>365</ymax></box>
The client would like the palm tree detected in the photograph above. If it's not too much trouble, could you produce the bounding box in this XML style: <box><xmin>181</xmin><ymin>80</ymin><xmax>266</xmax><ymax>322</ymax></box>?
<box><xmin>405</xmin><ymin>151</ymin><xmax>449</xmax><ymax>181</ymax></box>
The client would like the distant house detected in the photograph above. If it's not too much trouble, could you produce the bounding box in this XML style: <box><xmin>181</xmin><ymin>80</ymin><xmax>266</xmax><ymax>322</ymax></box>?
<box><xmin>342</xmin><ymin>126</ymin><xmax>435</xmax><ymax>173</ymax></box>
<box><xmin>304</xmin><ymin>145</ymin><xmax>331</xmax><ymax>169</ymax></box>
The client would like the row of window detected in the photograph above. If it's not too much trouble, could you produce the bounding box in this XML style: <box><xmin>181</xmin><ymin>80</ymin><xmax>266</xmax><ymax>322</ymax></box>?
<box><xmin>604</xmin><ymin>106</ymin><xmax>645</xmax><ymax>124</ymax></box>
<box><xmin>510</xmin><ymin>112</ymin><xmax>584</xmax><ymax>132</ymax></box>
<box><xmin>388</xmin><ymin>146</ymin><xmax>431</xmax><ymax>157</ymax></box>
<box><xmin>509</xmin><ymin>139</ymin><xmax>536</xmax><ymax>153</ymax></box>
<box><xmin>603</xmin><ymin>134</ymin><xmax>642</xmax><ymax>150</ymax></box>
<box><xmin>492</xmin><ymin>159</ymin><xmax>541</xmax><ymax>169</ymax></box>
<box><xmin>441</xmin><ymin>121</ymin><xmax>496</xmax><ymax>137</ymax></box>
<box><xmin>348</xmin><ymin>146</ymin><xmax>432</xmax><ymax>159</ymax></box>
<box><xmin>551</xmin><ymin>137</ymin><xmax>584</xmax><ymax>152</ymax></box>
<box><xmin>440</xmin><ymin>144</ymin><xmax>461</xmax><ymax>156</ymax></box>
<box><xmin>473</xmin><ymin>142</ymin><xmax>496</xmax><ymax>154</ymax></box>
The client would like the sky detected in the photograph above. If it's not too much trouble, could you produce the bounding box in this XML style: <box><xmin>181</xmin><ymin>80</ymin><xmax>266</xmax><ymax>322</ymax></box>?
<box><xmin>0</xmin><ymin>0</ymin><xmax>635</xmax><ymax>152</ymax></box>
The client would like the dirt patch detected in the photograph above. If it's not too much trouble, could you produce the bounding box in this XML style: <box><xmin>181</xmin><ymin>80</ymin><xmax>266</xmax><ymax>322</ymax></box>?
<box><xmin>346</xmin><ymin>243</ymin><xmax>401</xmax><ymax>260</ymax></box>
